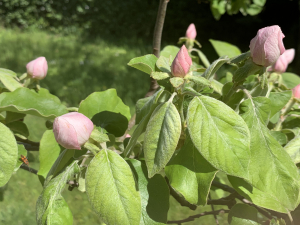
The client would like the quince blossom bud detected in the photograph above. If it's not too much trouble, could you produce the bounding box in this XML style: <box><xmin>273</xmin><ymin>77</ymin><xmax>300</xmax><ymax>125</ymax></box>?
<box><xmin>293</xmin><ymin>84</ymin><xmax>300</xmax><ymax>99</ymax></box>
<box><xmin>186</xmin><ymin>23</ymin><xmax>197</xmax><ymax>40</ymax></box>
<box><xmin>26</xmin><ymin>57</ymin><xmax>48</xmax><ymax>80</ymax></box>
<box><xmin>171</xmin><ymin>45</ymin><xmax>192</xmax><ymax>78</ymax></box>
<box><xmin>249</xmin><ymin>25</ymin><xmax>285</xmax><ymax>67</ymax></box>
<box><xmin>53</xmin><ymin>112</ymin><xmax>94</xmax><ymax>150</ymax></box>
<box><xmin>271</xmin><ymin>49</ymin><xmax>295</xmax><ymax>73</ymax></box>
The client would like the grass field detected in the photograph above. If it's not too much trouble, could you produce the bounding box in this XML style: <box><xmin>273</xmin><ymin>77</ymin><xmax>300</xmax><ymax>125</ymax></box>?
<box><xmin>0</xmin><ymin>28</ymin><xmax>229</xmax><ymax>225</ymax></box>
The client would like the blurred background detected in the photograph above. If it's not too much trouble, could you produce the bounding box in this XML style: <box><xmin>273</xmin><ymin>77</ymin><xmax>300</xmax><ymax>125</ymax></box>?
<box><xmin>0</xmin><ymin>0</ymin><xmax>299</xmax><ymax>224</ymax></box>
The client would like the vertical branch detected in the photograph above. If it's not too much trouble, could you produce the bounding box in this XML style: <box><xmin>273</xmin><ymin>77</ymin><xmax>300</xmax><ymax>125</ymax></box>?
<box><xmin>145</xmin><ymin>0</ymin><xmax>170</xmax><ymax>97</ymax></box>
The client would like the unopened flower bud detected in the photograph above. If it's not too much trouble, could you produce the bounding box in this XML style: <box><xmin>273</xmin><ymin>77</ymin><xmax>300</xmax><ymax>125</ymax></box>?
<box><xmin>53</xmin><ymin>112</ymin><xmax>94</xmax><ymax>150</ymax></box>
<box><xmin>249</xmin><ymin>25</ymin><xmax>285</xmax><ymax>67</ymax></box>
<box><xmin>186</xmin><ymin>23</ymin><xmax>197</xmax><ymax>40</ymax></box>
<box><xmin>26</xmin><ymin>57</ymin><xmax>48</xmax><ymax>80</ymax></box>
<box><xmin>271</xmin><ymin>49</ymin><xmax>295</xmax><ymax>73</ymax></box>
<box><xmin>293</xmin><ymin>84</ymin><xmax>300</xmax><ymax>99</ymax></box>
<box><xmin>171</xmin><ymin>45</ymin><xmax>192</xmax><ymax>78</ymax></box>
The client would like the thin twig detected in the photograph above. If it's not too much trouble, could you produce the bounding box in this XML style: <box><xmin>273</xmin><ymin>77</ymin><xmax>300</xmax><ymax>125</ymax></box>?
<box><xmin>15</xmin><ymin>136</ymin><xmax>40</xmax><ymax>147</ymax></box>
<box><xmin>211</xmin><ymin>181</ymin><xmax>236</xmax><ymax>194</ymax></box>
<box><xmin>165</xmin><ymin>177</ymin><xmax>197</xmax><ymax>210</ymax></box>
<box><xmin>167</xmin><ymin>209</ymin><xmax>229</xmax><ymax>224</ymax></box>
<box><xmin>17</xmin><ymin>142</ymin><xmax>39</xmax><ymax>151</ymax></box>
<box><xmin>207</xmin><ymin>192</ymin><xmax>237</xmax><ymax>208</ymax></box>
<box><xmin>145</xmin><ymin>0</ymin><xmax>169</xmax><ymax>98</ymax></box>
<box><xmin>20</xmin><ymin>164</ymin><xmax>38</xmax><ymax>175</ymax></box>
<box><xmin>209</xmin><ymin>193</ymin><xmax>219</xmax><ymax>225</ymax></box>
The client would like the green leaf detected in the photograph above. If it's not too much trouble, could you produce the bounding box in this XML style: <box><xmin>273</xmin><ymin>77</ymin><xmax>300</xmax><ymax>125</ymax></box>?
<box><xmin>151</xmin><ymin>72</ymin><xmax>170</xmax><ymax>80</ymax></box>
<box><xmin>210</xmin><ymin>0</ymin><xmax>226</xmax><ymax>20</ymax></box>
<box><xmin>191</xmin><ymin>49</ymin><xmax>210</xmax><ymax>68</ymax></box>
<box><xmin>281</xmin><ymin>73</ymin><xmax>300</xmax><ymax>89</ymax></box>
<box><xmin>210</xmin><ymin>79</ymin><xmax>223</xmax><ymax>95</ymax></box>
<box><xmin>185</xmin><ymin>75</ymin><xmax>210</xmax><ymax>86</ymax></box>
<box><xmin>270</xmin><ymin>131</ymin><xmax>287</xmax><ymax>146</ymax></box>
<box><xmin>136</xmin><ymin>88</ymin><xmax>168</xmax><ymax>124</ymax></box>
<box><xmin>0</xmin><ymin>68</ymin><xmax>22</xmax><ymax>91</ymax></box>
<box><xmin>230</xmin><ymin>52</ymin><xmax>251</xmax><ymax>64</ymax></box>
<box><xmin>127</xmin><ymin>159</ymin><xmax>169</xmax><ymax>225</ymax></box>
<box><xmin>233</xmin><ymin>60</ymin><xmax>262</xmax><ymax>83</ymax></box>
<box><xmin>187</xmin><ymin>96</ymin><xmax>250</xmax><ymax>178</ymax></box>
<box><xmin>36</xmin><ymin>161</ymin><xmax>79</xmax><ymax>225</ymax></box>
<box><xmin>156</xmin><ymin>56</ymin><xmax>171</xmax><ymax>73</ymax></box>
<box><xmin>86</xmin><ymin>149</ymin><xmax>141</xmax><ymax>225</ymax></box>
<box><xmin>78</xmin><ymin>89</ymin><xmax>131</xmax><ymax>120</ymax></box>
<box><xmin>45</xmin><ymin>149</ymin><xmax>75</xmax><ymax>185</ymax></box>
<box><xmin>0</xmin><ymin>88</ymin><xmax>68</xmax><ymax>119</ymax></box>
<box><xmin>91</xmin><ymin>111</ymin><xmax>128</xmax><ymax>137</ymax></box>
<box><xmin>284</xmin><ymin>135</ymin><xmax>300</xmax><ymax>164</ymax></box>
<box><xmin>160</xmin><ymin>46</ymin><xmax>180</xmax><ymax>61</ymax></box>
<box><xmin>38</xmin><ymin>130</ymin><xmax>62</xmax><ymax>181</ymax></box>
<box><xmin>128</xmin><ymin>54</ymin><xmax>158</xmax><ymax>75</ymax></box>
<box><xmin>0</xmin><ymin>122</ymin><xmax>18</xmax><ymax>187</ymax></box>
<box><xmin>89</xmin><ymin>129</ymin><xmax>109</xmax><ymax>143</ymax></box>
<box><xmin>250</xmin><ymin>84</ymin><xmax>269</xmax><ymax>97</ymax></box>
<box><xmin>170</xmin><ymin>77</ymin><xmax>184</xmax><ymax>88</ymax></box>
<box><xmin>209</xmin><ymin>39</ymin><xmax>241</xmax><ymax>58</ymax></box>
<box><xmin>5</xmin><ymin>111</ymin><xmax>25</xmax><ymax>123</ymax></box>
<box><xmin>0</xmin><ymin>68</ymin><xmax>17</xmax><ymax>78</ymax></box>
<box><xmin>15</xmin><ymin>144</ymin><xmax>27</xmax><ymax>171</ymax></box>
<box><xmin>228</xmin><ymin>203</ymin><xmax>259</xmax><ymax>225</ymax></box>
<box><xmin>269</xmin><ymin>91</ymin><xmax>292</xmax><ymax>118</ymax></box>
<box><xmin>165</xmin><ymin>136</ymin><xmax>218</xmax><ymax>205</ymax></box>
<box><xmin>6</xmin><ymin>121</ymin><xmax>29</xmax><ymax>137</ymax></box>
<box><xmin>228</xmin><ymin>176</ymin><xmax>288</xmax><ymax>213</ymax></box>
<box><xmin>144</xmin><ymin>102</ymin><xmax>181</xmax><ymax>178</ymax></box>
<box><xmin>203</xmin><ymin>56</ymin><xmax>229</xmax><ymax>80</ymax></box>
<box><xmin>239</xmin><ymin>97</ymin><xmax>300</xmax><ymax>211</ymax></box>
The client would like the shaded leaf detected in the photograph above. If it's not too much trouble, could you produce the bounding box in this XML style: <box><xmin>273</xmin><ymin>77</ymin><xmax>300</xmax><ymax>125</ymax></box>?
<box><xmin>228</xmin><ymin>203</ymin><xmax>259</xmax><ymax>225</ymax></box>
<box><xmin>127</xmin><ymin>159</ymin><xmax>169</xmax><ymax>225</ymax></box>
<box><xmin>92</xmin><ymin>111</ymin><xmax>128</xmax><ymax>137</ymax></box>
<box><xmin>165</xmin><ymin>136</ymin><xmax>217</xmax><ymax>205</ymax></box>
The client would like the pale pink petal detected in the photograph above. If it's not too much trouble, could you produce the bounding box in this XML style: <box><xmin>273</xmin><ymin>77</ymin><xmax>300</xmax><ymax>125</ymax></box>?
<box><xmin>293</xmin><ymin>84</ymin><xmax>300</xmax><ymax>98</ymax></box>
<box><xmin>53</xmin><ymin>117</ymin><xmax>81</xmax><ymax>149</ymax></box>
<box><xmin>186</xmin><ymin>23</ymin><xmax>197</xmax><ymax>39</ymax></box>
<box><xmin>171</xmin><ymin>45</ymin><xmax>192</xmax><ymax>77</ymax></box>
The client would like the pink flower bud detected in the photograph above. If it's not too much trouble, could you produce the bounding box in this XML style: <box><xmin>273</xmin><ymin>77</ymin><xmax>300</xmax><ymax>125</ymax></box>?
<box><xmin>186</xmin><ymin>23</ymin><xmax>197</xmax><ymax>40</ymax></box>
<box><xmin>53</xmin><ymin>112</ymin><xmax>94</xmax><ymax>150</ymax></box>
<box><xmin>26</xmin><ymin>57</ymin><xmax>48</xmax><ymax>80</ymax></box>
<box><xmin>293</xmin><ymin>84</ymin><xmax>300</xmax><ymax>99</ymax></box>
<box><xmin>271</xmin><ymin>49</ymin><xmax>295</xmax><ymax>73</ymax></box>
<box><xmin>171</xmin><ymin>45</ymin><xmax>192</xmax><ymax>78</ymax></box>
<box><xmin>249</xmin><ymin>25</ymin><xmax>285</xmax><ymax>67</ymax></box>
<box><xmin>125</xmin><ymin>134</ymin><xmax>131</xmax><ymax>138</ymax></box>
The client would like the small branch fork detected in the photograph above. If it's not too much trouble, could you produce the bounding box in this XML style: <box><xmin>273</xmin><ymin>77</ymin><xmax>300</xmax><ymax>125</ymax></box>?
<box><xmin>166</xmin><ymin>181</ymin><xmax>278</xmax><ymax>224</ymax></box>
<box><xmin>167</xmin><ymin>209</ymin><xmax>229</xmax><ymax>225</ymax></box>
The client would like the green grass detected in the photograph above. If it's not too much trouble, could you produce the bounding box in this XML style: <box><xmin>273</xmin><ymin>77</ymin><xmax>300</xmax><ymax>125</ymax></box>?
<box><xmin>0</xmin><ymin>28</ymin><xmax>230</xmax><ymax>225</ymax></box>
<box><xmin>0</xmin><ymin>28</ymin><xmax>151</xmax><ymax>110</ymax></box>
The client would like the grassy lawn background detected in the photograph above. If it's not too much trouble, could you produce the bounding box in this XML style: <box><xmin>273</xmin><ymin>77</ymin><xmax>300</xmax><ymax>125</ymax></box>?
<box><xmin>0</xmin><ymin>28</ymin><xmax>229</xmax><ymax>225</ymax></box>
